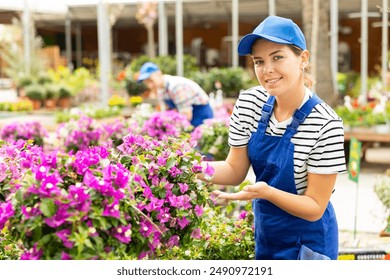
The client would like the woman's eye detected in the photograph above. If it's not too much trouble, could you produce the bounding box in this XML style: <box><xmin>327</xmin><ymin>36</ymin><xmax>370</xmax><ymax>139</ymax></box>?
<box><xmin>254</xmin><ymin>60</ymin><xmax>263</xmax><ymax>65</ymax></box>
<box><xmin>274</xmin><ymin>55</ymin><xmax>283</xmax><ymax>61</ymax></box>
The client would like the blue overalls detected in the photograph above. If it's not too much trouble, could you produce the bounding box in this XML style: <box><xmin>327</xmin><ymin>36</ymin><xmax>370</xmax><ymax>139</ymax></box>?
<box><xmin>247</xmin><ymin>94</ymin><xmax>338</xmax><ymax>260</ymax></box>
<box><xmin>164</xmin><ymin>99</ymin><xmax>214</xmax><ymax>127</ymax></box>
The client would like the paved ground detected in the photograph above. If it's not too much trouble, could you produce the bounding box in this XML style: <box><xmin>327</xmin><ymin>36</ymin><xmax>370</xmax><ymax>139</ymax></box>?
<box><xmin>332</xmin><ymin>161</ymin><xmax>390</xmax><ymax>257</ymax></box>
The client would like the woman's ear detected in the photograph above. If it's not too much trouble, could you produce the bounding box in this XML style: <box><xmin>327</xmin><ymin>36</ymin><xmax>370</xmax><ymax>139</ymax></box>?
<box><xmin>300</xmin><ymin>50</ymin><xmax>310</xmax><ymax>69</ymax></box>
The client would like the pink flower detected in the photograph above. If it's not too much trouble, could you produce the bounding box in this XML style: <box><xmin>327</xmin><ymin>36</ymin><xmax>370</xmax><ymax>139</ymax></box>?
<box><xmin>168</xmin><ymin>166</ymin><xmax>182</xmax><ymax>177</ymax></box>
<box><xmin>102</xmin><ymin>199</ymin><xmax>121</xmax><ymax>219</ymax></box>
<box><xmin>239</xmin><ymin>210</ymin><xmax>248</xmax><ymax>220</ymax></box>
<box><xmin>204</xmin><ymin>163</ymin><xmax>215</xmax><ymax>179</ymax></box>
<box><xmin>56</xmin><ymin>229</ymin><xmax>74</xmax><ymax>249</ymax></box>
<box><xmin>178</xmin><ymin>183</ymin><xmax>189</xmax><ymax>193</ymax></box>
<box><xmin>44</xmin><ymin>206</ymin><xmax>70</xmax><ymax>228</ymax></box>
<box><xmin>61</xmin><ymin>252</ymin><xmax>72</xmax><ymax>260</ymax></box>
<box><xmin>157</xmin><ymin>208</ymin><xmax>171</xmax><ymax>223</ymax></box>
<box><xmin>191</xmin><ymin>228</ymin><xmax>201</xmax><ymax>239</ymax></box>
<box><xmin>112</xmin><ymin>224</ymin><xmax>132</xmax><ymax>244</ymax></box>
<box><xmin>21</xmin><ymin>205</ymin><xmax>40</xmax><ymax>219</ymax></box>
<box><xmin>0</xmin><ymin>202</ymin><xmax>14</xmax><ymax>229</ymax></box>
<box><xmin>177</xmin><ymin>216</ymin><xmax>190</xmax><ymax>229</ymax></box>
<box><xmin>139</xmin><ymin>219</ymin><xmax>154</xmax><ymax>238</ymax></box>
<box><xmin>144</xmin><ymin>197</ymin><xmax>164</xmax><ymax>212</ymax></box>
<box><xmin>167</xmin><ymin>235</ymin><xmax>180</xmax><ymax>248</ymax></box>
<box><xmin>194</xmin><ymin>205</ymin><xmax>203</xmax><ymax>217</ymax></box>
<box><xmin>20</xmin><ymin>243</ymin><xmax>43</xmax><ymax>260</ymax></box>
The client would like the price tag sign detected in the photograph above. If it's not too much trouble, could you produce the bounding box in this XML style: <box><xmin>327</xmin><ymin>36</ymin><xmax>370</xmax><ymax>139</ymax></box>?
<box><xmin>348</xmin><ymin>137</ymin><xmax>362</xmax><ymax>183</ymax></box>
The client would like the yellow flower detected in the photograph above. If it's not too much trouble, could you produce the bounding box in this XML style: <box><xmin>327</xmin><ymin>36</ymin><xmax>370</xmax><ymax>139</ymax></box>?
<box><xmin>108</xmin><ymin>94</ymin><xmax>126</xmax><ymax>108</ymax></box>
<box><xmin>129</xmin><ymin>96</ymin><xmax>143</xmax><ymax>106</ymax></box>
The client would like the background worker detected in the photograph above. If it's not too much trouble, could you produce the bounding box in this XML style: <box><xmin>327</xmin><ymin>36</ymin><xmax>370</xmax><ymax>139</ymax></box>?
<box><xmin>137</xmin><ymin>62</ymin><xmax>214</xmax><ymax>127</ymax></box>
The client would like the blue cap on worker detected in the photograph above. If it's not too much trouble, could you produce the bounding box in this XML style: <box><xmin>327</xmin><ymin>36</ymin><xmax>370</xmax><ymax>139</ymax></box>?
<box><xmin>137</xmin><ymin>62</ymin><xmax>159</xmax><ymax>82</ymax></box>
<box><xmin>237</xmin><ymin>15</ymin><xmax>307</xmax><ymax>56</ymax></box>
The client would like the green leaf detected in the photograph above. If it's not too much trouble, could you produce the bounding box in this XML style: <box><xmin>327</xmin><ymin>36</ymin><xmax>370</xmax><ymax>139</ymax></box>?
<box><xmin>120</xmin><ymin>156</ymin><xmax>132</xmax><ymax>166</ymax></box>
<box><xmin>84</xmin><ymin>238</ymin><xmax>94</xmax><ymax>249</ymax></box>
<box><xmin>166</xmin><ymin>157</ymin><xmax>176</xmax><ymax>169</ymax></box>
<box><xmin>40</xmin><ymin>233</ymin><xmax>53</xmax><ymax>245</ymax></box>
<box><xmin>15</xmin><ymin>189</ymin><xmax>24</xmax><ymax>203</ymax></box>
<box><xmin>39</xmin><ymin>198</ymin><xmax>57</xmax><ymax>217</ymax></box>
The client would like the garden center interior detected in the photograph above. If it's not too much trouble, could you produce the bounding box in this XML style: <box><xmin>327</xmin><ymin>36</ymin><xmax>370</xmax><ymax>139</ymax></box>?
<box><xmin>0</xmin><ymin>0</ymin><xmax>386</xmax><ymax>74</ymax></box>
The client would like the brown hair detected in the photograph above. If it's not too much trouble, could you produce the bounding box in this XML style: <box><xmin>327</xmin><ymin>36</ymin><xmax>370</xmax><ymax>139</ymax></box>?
<box><xmin>287</xmin><ymin>45</ymin><xmax>314</xmax><ymax>88</ymax></box>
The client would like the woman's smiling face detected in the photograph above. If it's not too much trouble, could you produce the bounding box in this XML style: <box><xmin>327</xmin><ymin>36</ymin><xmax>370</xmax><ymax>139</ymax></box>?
<box><xmin>251</xmin><ymin>39</ymin><xmax>308</xmax><ymax>97</ymax></box>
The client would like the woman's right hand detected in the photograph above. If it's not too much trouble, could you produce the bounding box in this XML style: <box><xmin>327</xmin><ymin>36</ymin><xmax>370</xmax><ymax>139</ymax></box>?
<box><xmin>211</xmin><ymin>181</ymin><xmax>272</xmax><ymax>201</ymax></box>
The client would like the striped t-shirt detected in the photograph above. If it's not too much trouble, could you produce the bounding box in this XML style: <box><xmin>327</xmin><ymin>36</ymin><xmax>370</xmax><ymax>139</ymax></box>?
<box><xmin>228</xmin><ymin>86</ymin><xmax>347</xmax><ymax>194</ymax></box>
<box><xmin>162</xmin><ymin>75</ymin><xmax>209</xmax><ymax>112</ymax></box>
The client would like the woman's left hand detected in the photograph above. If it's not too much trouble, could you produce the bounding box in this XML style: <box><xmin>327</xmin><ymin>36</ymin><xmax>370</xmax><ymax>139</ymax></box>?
<box><xmin>212</xmin><ymin>181</ymin><xmax>271</xmax><ymax>201</ymax></box>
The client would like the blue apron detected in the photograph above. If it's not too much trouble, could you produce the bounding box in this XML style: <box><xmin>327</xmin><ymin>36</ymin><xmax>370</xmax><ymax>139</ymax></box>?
<box><xmin>164</xmin><ymin>99</ymin><xmax>213</xmax><ymax>127</ymax></box>
<box><xmin>248</xmin><ymin>94</ymin><xmax>338</xmax><ymax>260</ymax></box>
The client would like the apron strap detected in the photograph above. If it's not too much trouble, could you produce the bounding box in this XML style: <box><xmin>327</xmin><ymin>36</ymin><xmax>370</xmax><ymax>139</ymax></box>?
<box><xmin>284</xmin><ymin>93</ymin><xmax>322</xmax><ymax>140</ymax></box>
<box><xmin>260</xmin><ymin>95</ymin><xmax>275</xmax><ymax>124</ymax></box>
<box><xmin>257</xmin><ymin>95</ymin><xmax>275</xmax><ymax>135</ymax></box>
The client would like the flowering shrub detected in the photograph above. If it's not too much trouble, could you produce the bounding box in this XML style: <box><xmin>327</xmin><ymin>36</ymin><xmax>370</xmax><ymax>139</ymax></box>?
<box><xmin>191</xmin><ymin>116</ymin><xmax>230</xmax><ymax>161</ymax></box>
<box><xmin>141</xmin><ymin>110</ymin><xmax>192</xmax><ymax>140</ymax></box>
<box><xmin>0</xmin><ymin>121</ymin><xmax>48</xmax><ymax>147</ymax></box>
<box><xmin>0</xmin><ymin>133</ymin><xmax>214</xmax><ymax>260</ymax></box>
<box><xmin>157</xmin><ymin>202</ymin><xmax>255</xmax><ymax>260</ymax></box>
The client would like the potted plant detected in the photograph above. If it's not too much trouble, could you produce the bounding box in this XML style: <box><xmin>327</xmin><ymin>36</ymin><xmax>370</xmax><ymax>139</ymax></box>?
<box><xmin>16</xmin><ymin>74</ymin><xmax>34</xmax><ymax>98</ymax></box>
<box><xmin>57</xmin><ymin>84</ymin><xmax>73</xmax><ymax>108</ymax></box>
<box><xmin>24</xmin><ymin>84</ymin><xmax>46</xmax><ymax>110</ymax></box>
<box><xmin>191</xmin><ymin>117</ymin><xmax>230</xmax><ymax>161</ymax></box>
<box><xmin>44</xmin><ymin>84</ymin><xmax>60</xmax><ymax>109</ymax></box>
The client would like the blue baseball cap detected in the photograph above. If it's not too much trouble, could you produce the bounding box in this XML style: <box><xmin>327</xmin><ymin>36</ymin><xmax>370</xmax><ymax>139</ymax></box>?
<box><xmin>237</xmin><ymin>15</ymin><xmax>306</xmax><ymax>55</ymax></box>
<box><xmin>137</xmin><ymin>62</ymin><xmax>159</xmax><ymax>82</ymax></box>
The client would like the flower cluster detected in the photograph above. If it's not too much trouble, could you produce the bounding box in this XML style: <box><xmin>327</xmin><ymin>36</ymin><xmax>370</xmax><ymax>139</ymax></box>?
<box><xmin>129</xmin><ymin>96</ymin><xmax>143</xmax><ymax>107</ymax></box>
<box><xmin>108</xmin><ymin>94</ymin><xmax>127</xmax><ymax>108</ymax></box>
<box><xmin>100</xmin><ymin>117</ymin><xmax>132</xmax><ymax>148</ymax></box>
<box><xmin>141</xmin><ymin>110</ymin><xmax>192</xmax><ymax>140</ymax></box>
<box><xmin>335</xmin><ymin>97</ymin><xmax>390</xmax><ymax>128</ymax></box>
<box><xmin>0</xmin><ymin>133</ymin><xmax>213</xmax><ymax>260</ymax></box>
<box><xmin>0</xmin><ymin>140</ymin><xmax>44</xmax><ymax>201</ymax></box>
<box><xmin>0</xmin><ymin>121</ymin><xmax>48</xmax><ymax>147</ymax></box>
<box><xmin>56</xmin><ymin>115</ymin><xmax>102</xmax><ymax>153</ymax></box>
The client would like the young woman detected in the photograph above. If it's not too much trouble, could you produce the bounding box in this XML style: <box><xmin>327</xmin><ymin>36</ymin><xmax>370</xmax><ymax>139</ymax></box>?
<box><xmin>137</xmin><ymin>62</ymin><xmax>214</xmax><ymax>127</ymax></box>
<box><xmin>200</xmin><ymin>15</ymin><xmax>346</xmax><ymax>260</ymax></box>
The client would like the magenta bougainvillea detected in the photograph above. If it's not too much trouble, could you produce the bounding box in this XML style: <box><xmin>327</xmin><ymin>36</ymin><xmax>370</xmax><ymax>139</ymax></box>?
<box><xmin>0</xmin><ymin>133</ymin><xmax>214</xmax><ymax>260</ymax></box>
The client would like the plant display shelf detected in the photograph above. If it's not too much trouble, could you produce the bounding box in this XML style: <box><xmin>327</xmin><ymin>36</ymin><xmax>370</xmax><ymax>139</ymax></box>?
<box><xmin>344</xmin><ymin>130</ymin><xmax>390</xmax><ymax>162</ymax></box>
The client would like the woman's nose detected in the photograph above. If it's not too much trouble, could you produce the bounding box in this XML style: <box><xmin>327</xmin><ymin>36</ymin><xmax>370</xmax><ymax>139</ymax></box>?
<box><xmin>263</xmin><ymin>64</ymin><xmax>274</xmax><ymax>74</ymax></box>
